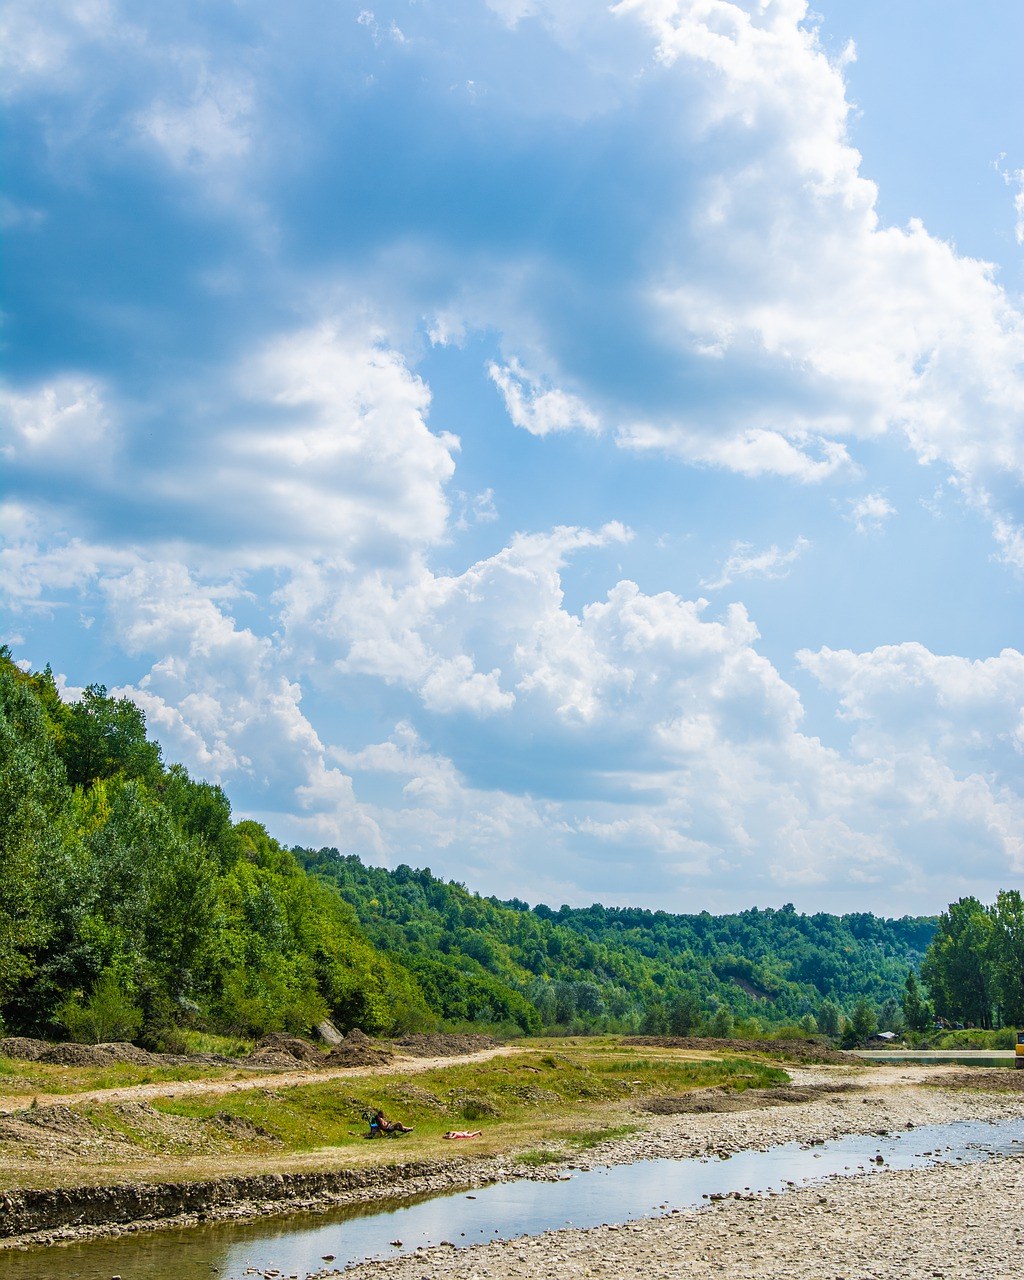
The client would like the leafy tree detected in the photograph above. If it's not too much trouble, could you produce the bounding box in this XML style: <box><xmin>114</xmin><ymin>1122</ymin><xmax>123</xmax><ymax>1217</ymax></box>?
<box><xmin>668</xmin><ymin>990</ymin><xmax>704</xmax><ymax>1035</ymax></box>
<box><xmin>57</xmin><ymin>970</ymin><xmax>144</xmax><ymax>1044</ymax></box>
<box><xmin>60</xmin><ymin>685</ymin><xmax>163</xmax><ymax>790</ymax></box>
<box><xmin>710</xmin><ymin>1006</ymin><xmax>734</xmax><ymax>1037</ymax></box>
<box><xmin>921</xmin><ymin>897</ymin><xmax>996</xmax><ymax>1028</ymax></box>
<box><xmin>990</xmin><ymin>890</ymin><xmax>1024</xmax><ymax>1026</ymax></box>
<box><xmin>901</xmin><ymin>971</ymin><xmax>932</xmax><ymax>1033</ymax></box>
<box><xmin>0</xmin><ymin>666</ymin><xmax>66</xmax><ymax>1002</ymax></box>
<box><xmin>816</xmin><ymin>999</ymin><xmax>842</xmax><ymax>1038</ymax></box>
<box><xmin>843</xmin><ymin>997</ymin><xmax>877</xmax><ymax>1046</ymax></box>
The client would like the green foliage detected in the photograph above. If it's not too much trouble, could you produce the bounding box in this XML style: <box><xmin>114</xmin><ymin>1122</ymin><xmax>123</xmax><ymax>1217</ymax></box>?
<box><xmin>57</xmin><ymin>970</ymin><xmax>144</xmax><ymax>1044</ymax></box>
<box><xmin>6</xmin><ymin>648</ymin><xmax>995</xmax><ymax>1053</ymax></box>
<box><xmin>920</xmin><ymin>892</ymin><xmax>1024</xmax><ymax>1030</ymax></box>
<box><xmin>0</xmin><ymin>663</ymin><xmax>68</xmax><ymax>1002</ymax></box>
<box><xmin>902</xmin><ymin>971</ymin><xmax>932</xmax><ymax>1033</ymax></box>
<box><xmin>842</xmin><ymin>997</ymin><xmax>877</xmax><ymax>1046</ymax></box>
<box><xmin>0</xmin><ymin>651</ymin><xmax>431</xmax><ymax>1042</ymax></box>
<box><xmin>59</xmin><ymin>684</ymin><xmax>163</xmax><ymax>791</ymax></box>
<box><xmin>816</xmin><ymin>999</ymin><xmax>841</xmax><ymax>1037</ymax></box>
<box><xmin>299</xmin><ymin>850</ymin><xmax>938</xmax><ymax>1037</ymax></box>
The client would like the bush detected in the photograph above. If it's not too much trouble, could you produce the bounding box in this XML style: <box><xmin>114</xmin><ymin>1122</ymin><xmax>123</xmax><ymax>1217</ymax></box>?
<box><xmin>57</xmin><ymin>971</ymin><xmax>144</xmax><ymax>1044</ymax></box>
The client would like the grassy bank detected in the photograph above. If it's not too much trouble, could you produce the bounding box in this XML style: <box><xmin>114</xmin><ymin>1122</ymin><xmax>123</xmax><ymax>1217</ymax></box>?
<box><xmin>0</xmin><ymin>1040</ymin><xmax>790</xmax><ymax>1192</ymax></box>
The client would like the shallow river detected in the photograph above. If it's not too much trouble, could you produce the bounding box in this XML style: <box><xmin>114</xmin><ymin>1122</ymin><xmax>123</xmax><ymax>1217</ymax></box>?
<box><xmin>3</xmin><ymin>1117</ymin><xmax>1023</xmax><ymax>1280</ymax></box>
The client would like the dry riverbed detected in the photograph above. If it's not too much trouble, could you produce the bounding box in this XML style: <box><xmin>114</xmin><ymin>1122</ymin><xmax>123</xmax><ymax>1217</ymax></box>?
<box><xmin>330</xmin><ymin>1064</ymin><xmax>1024</xmax><ymax>1280</ymax></box>
<box><xmin>1</xmin><ymin>1045</ymin><xmax>1022</xmax><ymax>1277</ymax></box>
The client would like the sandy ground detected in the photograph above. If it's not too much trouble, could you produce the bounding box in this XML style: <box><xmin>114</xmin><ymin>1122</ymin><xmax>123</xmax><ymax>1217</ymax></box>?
<box><xmin>323</xmin><ymin>1063</ymin><xmax>1024</xmax><ymax>1280</ymax></box>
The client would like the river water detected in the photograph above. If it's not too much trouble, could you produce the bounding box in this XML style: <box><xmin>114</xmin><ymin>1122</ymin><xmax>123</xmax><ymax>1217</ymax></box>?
<box><xmin>3</xmin><ymin>1117</ymin><xmax>1023</xmax><ymax>1280</ymax></box>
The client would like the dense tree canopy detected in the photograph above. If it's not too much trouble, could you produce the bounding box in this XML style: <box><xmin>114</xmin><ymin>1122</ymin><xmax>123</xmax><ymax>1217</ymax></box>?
<box><xmin>0</xmin><ymin>651</ymin><xmax>430</xmax><ymax>1042</ymax></box>
<box><xmin>12</xmin><ymin>648</ymin><xmax>1016</xmax><ymax>1047</ymax></box>
<box><xmin>921</xmin><ymin>893</ymin><xmax>1024</xmax><ymax>1029</ymax></box>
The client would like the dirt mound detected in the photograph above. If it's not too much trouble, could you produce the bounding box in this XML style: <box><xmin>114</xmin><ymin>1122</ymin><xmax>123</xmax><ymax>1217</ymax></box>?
<box><xmin>94</xmin><ymin>1042</ymin><xmax>165</xmax><ymax>1066</ymax></box>
<box><xmin>643</xmin><ymin>1081</ymin><xmax>859</xmax><ymax>1115</ymax></box>
<box><xmin>935</xmin><ymin>1069</ymin><xmax>1024</xmax><ymax>1093</ymax></box>
<box><xmin>627</xmin><ymin>1035</ymin><xmax>850</xmax><ymax>1064</ymax></box>
<box><xmin>211</xmin><ymin>1111</ymin><xmax>281</xmax><ymax>1142</ymax></box>
<box><xmin>0</xmin><ymin>1037</ymin><xmax>50</xmax><ymax>1061</ymax></box>
<box><xmin>254</xmin><ymin>1034</ymin><xmax>325</xmax><ymax>1066</ymax></box>
<box><xmin>243</xmin><ymin>1048</ymin><xmax>307</xmax><ymax>1070</ymax></box>
<box><xmin>37</xmin><ymin>1043</ymin><xmax>116</xmax><ymax>1067</ymax></box>
<box><xmin>323</xmin><ymin>1033</ymin><xmax>394</xmax><ymax>1068</ymax></box>
<box><xmin>394</xmin><ymin>1033</ymin><xmax>501</xmax><ymax>1058</ymax></box>
<box><xmin>0</xmin><ymin>1105</ymin><xmax>99</xmax><ymax>1144</ymax></box>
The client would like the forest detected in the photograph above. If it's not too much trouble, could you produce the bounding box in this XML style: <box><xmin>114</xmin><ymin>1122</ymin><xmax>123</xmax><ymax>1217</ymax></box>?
<box><xmin>1</xmin><ymin>648</ymin><xmax>1019</xmax><ymax>1047</ymax></box>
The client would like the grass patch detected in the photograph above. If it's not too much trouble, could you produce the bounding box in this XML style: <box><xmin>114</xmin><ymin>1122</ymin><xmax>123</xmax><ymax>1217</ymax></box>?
<box><xmin>153</xmin><ymin>1046</ymin><xmax>788</xmax><ymax>1156</ymax></box>
<box><xmin>518</xmin><ymin>1149</ymin><xmax>563</xmax><ymax>1166</ymax></box>
<box><xmin>0</xmin><ymin>1055</ymin><xmax>241</xmax><ymax>1097</ymax></box>
<box><xmin>176</xmin><ymin>1030</ymin><xmax>255</xmax><ymax>1058</ymax></box>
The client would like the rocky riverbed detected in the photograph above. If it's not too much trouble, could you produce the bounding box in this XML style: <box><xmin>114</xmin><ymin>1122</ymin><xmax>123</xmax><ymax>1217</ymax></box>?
<box><xmin>330</xmin><ymin>1154</ymin><xmax>1024</xmax><ymax>1280</ymax></box>
<box><xmin>325</xmin><ymin>1065</ymin><xmax>1024</xmax><ymax>1280</ymax></box>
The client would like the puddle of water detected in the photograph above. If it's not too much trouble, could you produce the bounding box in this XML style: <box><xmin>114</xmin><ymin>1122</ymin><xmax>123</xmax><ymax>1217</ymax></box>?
<box><xmin>3</xmin><ymin>1118</ymin><xmax>1023</xmax><ymax>1280</ymax></box>
<box><xmin>854</xmin><ymin>1052</ymin><xmax>1015</xmax><ymax>1067</ymax></box>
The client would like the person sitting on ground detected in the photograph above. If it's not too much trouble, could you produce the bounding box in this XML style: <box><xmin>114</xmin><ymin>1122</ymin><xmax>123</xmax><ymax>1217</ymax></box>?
<box><xmin>371</xmin><ymin>1108</ymin><xmax>413</xmax><ymax>1136</ymax></box>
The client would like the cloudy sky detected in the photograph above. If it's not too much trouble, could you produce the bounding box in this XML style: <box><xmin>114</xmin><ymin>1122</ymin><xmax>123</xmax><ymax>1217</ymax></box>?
<box><xmin>3</xmin><ymin>0</ymin><xmax>1023</xmax><ymax>916</ymax></box>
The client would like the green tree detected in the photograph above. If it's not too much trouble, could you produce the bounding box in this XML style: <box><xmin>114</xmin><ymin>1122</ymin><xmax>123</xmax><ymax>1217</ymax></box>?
<box><xmin>709</xmin><ymin>1006</ymin><xmax>734</xmax><ymax>1038</ymax></box>
<box><xmin>843</xmin><ymin>997</ymin><xmax>877</xmax><ymax>1046</ymax></box>
<box><xmin>668</xmin><ymin>990</ymin><xmax>703</xmax><ymax>1035</ymax></box>
<box><xmin>921</xmin><ymin>897</ymin><xmax>996</xmax><ymax>1028</ymax></box>
<box><xmin>990</xmin><ymin>890</ymin><xmax>1024</xmax><ymax>1027</ymax></box>
<box><xmin>0</xmin><ymin>663</ymin><xmax>71</xmax><ymax>1007</ymax></box>
<box><xmin>901</xmin><ymin>971</ymin><xmax>932</xmax><ymax>1033</ymax></box>
<box><xmin>57</xmin><ymin>970</ymin><xmax>144</xmax><ymax>1044</ymax></box>
<box><xmin>817</xmin><ymin>999</ymin><xmax>841</xmax><ymax>1038</ymax></box>
<box><xmin>60</xmin><ymin>685</ymin><xmax>163</xmax><ymax>790</ymax></box>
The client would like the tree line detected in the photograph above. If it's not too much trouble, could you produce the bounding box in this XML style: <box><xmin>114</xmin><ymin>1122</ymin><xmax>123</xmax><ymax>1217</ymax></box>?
<box><xmin>2</xmin><ymin>648</ymin><xmax>1017</xmax><ymax>1047</ymax></box>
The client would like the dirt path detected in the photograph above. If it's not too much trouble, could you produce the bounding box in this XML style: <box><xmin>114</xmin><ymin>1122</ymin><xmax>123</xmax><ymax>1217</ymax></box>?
<box><xmin>0</xmin><ymin>1045</ymin><xmax>517</xmax><ymax>1114</ymax></box>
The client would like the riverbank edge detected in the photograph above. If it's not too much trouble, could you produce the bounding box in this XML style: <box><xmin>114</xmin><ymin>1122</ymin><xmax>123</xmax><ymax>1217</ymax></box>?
<box><xmin>0</xmin><ymin>1155</ymin><xmax>513</xmax><ymax>1250</ymax></box>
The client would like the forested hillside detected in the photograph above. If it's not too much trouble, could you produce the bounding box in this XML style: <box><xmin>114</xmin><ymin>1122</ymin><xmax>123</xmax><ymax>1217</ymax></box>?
<box><xmin>0</xmin><ymin>651</ymin><xmax>428</xmax><ymax>1044</ymax></box>
<box><xmin>298</xmin><ymin>850</ymin><xmax>936</xmax><ymax>1035</ymax></box>
<box><xmin>1</xmin><ymin>648</ymin><xmax>950</xmax><ymax>1046</ymax></box>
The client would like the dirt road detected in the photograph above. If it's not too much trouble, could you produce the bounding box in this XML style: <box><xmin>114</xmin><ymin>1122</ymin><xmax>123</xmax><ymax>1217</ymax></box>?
<box><xmin>0</xmin><ymin>1045</ymin><xmax>516</xmax><ymax>1114</ymax></box>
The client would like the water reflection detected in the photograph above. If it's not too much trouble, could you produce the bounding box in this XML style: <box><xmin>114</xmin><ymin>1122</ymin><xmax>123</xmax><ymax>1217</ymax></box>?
<box><xmin>2</xmin><ymin>1117</ymin><xmax>1022</xmax><ymax>1280</ymax></box>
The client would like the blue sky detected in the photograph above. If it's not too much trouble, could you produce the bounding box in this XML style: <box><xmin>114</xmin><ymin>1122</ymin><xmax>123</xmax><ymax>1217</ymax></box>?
<box><xmin>3</xmin><ymin>0</ymin><xmax>1022</xmax><ymax>916</ymax></box>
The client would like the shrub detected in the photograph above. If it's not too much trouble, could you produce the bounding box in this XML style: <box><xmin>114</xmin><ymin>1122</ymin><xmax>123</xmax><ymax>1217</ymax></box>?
<box><xmin>57</xmin><ymin>971</ymin><xmax>144</xmax><ymax>1044</ymax></box>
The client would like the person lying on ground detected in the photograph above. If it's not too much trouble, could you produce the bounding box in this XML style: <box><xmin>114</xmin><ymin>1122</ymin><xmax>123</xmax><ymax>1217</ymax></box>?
<box><xmin>442</xmin><ymin>1129</ymin><xmax>483</xmax><ymax>1139</ymax></box>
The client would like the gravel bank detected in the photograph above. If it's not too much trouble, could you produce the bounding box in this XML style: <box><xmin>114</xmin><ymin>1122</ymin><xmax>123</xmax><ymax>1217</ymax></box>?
<box><xmin>333</xmin><ymin>1155</ymin><xmax>1024</xmax><ymax>1280</ymax></box>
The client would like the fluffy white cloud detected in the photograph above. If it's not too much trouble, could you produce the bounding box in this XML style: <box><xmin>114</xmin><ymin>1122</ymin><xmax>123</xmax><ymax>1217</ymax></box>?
<box><xmin>0</xmin><ymin>377</ymin><xmax>114</xmax><ymax>473</ymax></box>
<box><xmin>226</xmin><ymin>322</ymin><xmax>458</xmax><ymax>565</ymax></box>
<box><xmin>138</xmin><ymin>74</ymin><xmax>253</xmax><ymax>173</ymax></box>
<box><xmin>798</xmin><ymin>642</ymin><xmax>1024</xmax><ymax>769</ymax></box>
<box><xmin>100</xmin><ymin>558</ymin><xmax>386</xmax><ymax>851</ymax></box>
<box><xmin>0</xmin><ymin>321</ymin><xmax>458</xmax><ymax>575</ymax></box>
<box><xmin>616</xmin><ymin>4</ymin><xmax>1024</xmax><ymax>490</ymax></box>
